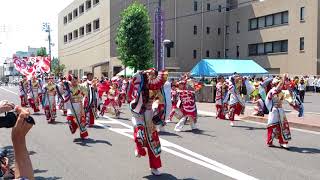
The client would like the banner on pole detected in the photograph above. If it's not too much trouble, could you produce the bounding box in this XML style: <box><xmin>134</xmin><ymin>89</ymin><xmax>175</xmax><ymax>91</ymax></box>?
<box><xmin>13</xmin><ymin>56</ymin><xmax>51</xmax><ymax>78</ymax></box>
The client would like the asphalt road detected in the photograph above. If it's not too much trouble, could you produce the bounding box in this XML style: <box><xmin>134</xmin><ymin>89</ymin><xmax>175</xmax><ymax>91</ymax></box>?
<box><xmin>0</xmin><ymin>86</ymin><xmax>319</xmax><ymax>180</ymax></box>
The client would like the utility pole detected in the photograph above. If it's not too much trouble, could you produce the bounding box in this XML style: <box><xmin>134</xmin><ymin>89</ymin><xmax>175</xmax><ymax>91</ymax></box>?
<box><xmin>42</xmin><ymin>22</ymin><xmax>52</xmax><ymax>71</ymax></box>
<box><xmin>154</xmin><ymin>0</ymin><xmax>164</xmax><ymax>70</ymax></box>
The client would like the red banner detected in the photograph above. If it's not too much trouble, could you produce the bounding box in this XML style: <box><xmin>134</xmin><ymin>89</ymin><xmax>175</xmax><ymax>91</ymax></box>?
<box><xmin>178</xmin><ymin>90</ymin><xmax>197</xmax><ymax>119</ymax></box>
<box><xmin>13</xmin><ymin>56</ymin><xmax>51</xmax><ymax>78</ymax></box>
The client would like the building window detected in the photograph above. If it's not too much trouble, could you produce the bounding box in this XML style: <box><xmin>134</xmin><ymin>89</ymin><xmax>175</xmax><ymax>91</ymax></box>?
<box><xmin>218</xmin><ymin>5</ymin><xmax>222</xmax><ymax>12</ymax></box>
<box><xmin>63</xmin><ymin>16</ymin><xmax>67</xmax><ymax>24</ymax></box>
<box><xmin>207</xmin><ymin>3</ymin><xmax>211</xmax><ymax>11</ymax></box>
<box><xmin>248</xmin><ymin>40</ymin><xmax>288</xmax><ymax>56</ymax></box>
<box><xmin>236</xmin><ymin>46</ymin><xmax>240</xmax><ymax>58</ymax></box>
<box><xmin>217</xmin><ymin>51</ymin><xmax>221</xmax><ymax>58</ymax></box>
<box><xmin>86</xmin><ymin>23</ymin><xmax>92</xmax><ymax>33</ymax></box>
<box><xmin>193</xmin><ymin>50</ymin><xmax>197</xmax><ymax>59</ymax></box>
<box><xmin>206</xmin><ymin>50</ymin><xmax>210</xmax><ymax>57</ymax></box>
<box><xmin>79</xmin><ymin>4</ymin><xmax>85</xmax><ymax>14</ymax></box>
<box><xmin>73</xmin><ymin>9</ymin><xmax>78</xmax><ymax>18</ymax></box>
<box><xmin>206</xmin><ymin>27</ymin><xmax>210</xmax><ymax>34</ymax></box>
<box><xmin>64</xmin><ymin>35</ymin><xmax>68</xmax><ymax>43</ymax></box>
<box><xmin>194</xmin><ymin>1</ymin><xmax>198</xmax><ymax>11</ymax></box>
<box><xmin>86</xmin><ymin>0</ymin><xmax>92</xmax><ymax>10</ymax></box>
<box><xmin>93</xmin><ymin>0</ymin><xmax>100</xmax><ymax>6</ymax></box>
<box><xmin>300</xmin><ymin>7</ymin><xmax>305</xmax><ymax>21</ymax></box>
<box><xmin>225</xmin><ymin>25</ymin><xmax>229</xmax><ymax>35</ymax></box>
<box><xmin>300</xmin><ymin>37</ymin><xmax>304</xmax><ymax>51</ymax></box>
<box><xmin>74</xmin><ymin>29</ymin><xmax>79</xmax><ymax>39</ymax></box>
<box><xmin>225</xmin><ymin>49</ymin><xmax>229</xmax><ymax>58</ymax></box>
<box><xmin>236</xmin><ymin>21</ymin><xmax>240</xmax><ymax>33</ymax></box>
<box><xmin>93</xmin><ymin>19</ymin><xmax>100</xmax><ymax>30</ymax></box>
<box><xmin>193</xmin><ymin>25</ymin><xmax>197</xmax><ymax>35</ymax></box>
<box><xmin>79</xmin><ymin>26</ymin><xmax>85</xmax><ymax>36</ymax></box>
<box><xmin>249</xmin><ymin>11</ymin><xmax>288</xmax><ymax>30</ymax></box>
<box><xmin>68</xmin><ymin>12</ymin><xmax>72</xmax><ymax>22</ymax></box>
<box><xmin>218</xmin><ymin>28</ymin><xmax>221</xmax><ymax>35</ymax></box>
<box><xmin>68</xmin><ymin>32</ymin><xmax>72</xmax><ymax>41</ymax></box>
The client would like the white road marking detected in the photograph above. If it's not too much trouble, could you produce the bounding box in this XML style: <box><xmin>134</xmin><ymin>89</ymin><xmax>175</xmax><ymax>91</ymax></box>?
<box><xmin>0</xmin><ymin>87</ymin><xmax>18</xmax><ymax>95</ymax></box>
<box><xmin>95</xmin><ymin>117</ymin><xmax>259</xmax><ymax>180</ymax></box>
<box><xmin>198</xmin><ymin>111</ymin><xmax>320</xmax><ymax>135</ymax></box>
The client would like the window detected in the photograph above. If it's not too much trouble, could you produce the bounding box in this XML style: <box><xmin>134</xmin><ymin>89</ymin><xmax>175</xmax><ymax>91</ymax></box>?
<box><xmin>248</xmin><ymin>40</ymin><xmax>288</xmax><ymax>56</ymax></box>
<box><xmin>93</xmin><ymin>19</ymin><xmax>100</xmax><ymax>30</ymax></box>
<box><xmin>68</xmin><ymin>12</ymin><xmax>72</xmax><ymax>22</ymax></box>
<box><xmin>266</xmin><ymin>15</ymin><xmax>274</xmax><ymax>26</ymax></box>
<box><xmin>63</xmin><ymin>16</ymin><xmax>67</xmax><ymax>24</ymax></box>
<box><xmin>86</xmin><ymin>0</ymin><xmax>92</xmax><ymax>10</ymax></box>
<box><xmin>73</xmin><ymin>9</ymin><xmax>78</xmax><ymax>18</ymax></box>
<box><xmin>218</xmin><ymin>28</ymin><xmax>221</xmax><ymax>35</ymax></box>
<box><xmin>64</xmin><ymin>35</ymin><xmax>68</xmax><ymax>43</ymax></box>
<box><xmin>218</xmin><ymin>5</ymin><xmax>222</xmax><ymax>12</ymax></box>
<box><xmin>79</xmin><ymin>4</ymin><xmax>85</xmax><ymax>14</ymax></box>
<box><xmin>300</xmin><ymin>37</ymin><xmax>304</xmax><ymax>51</ymax></box>
<box><xmin>225</xmin><ymin>25</ymin><xmax>229</xmax><ymax>35</ymax></box>
<box><xmin>193</xmin><ymin>50</ymin><xmax>197</xmax><ymax>59</ymax></box>
<box><xmin>93</xmin><ymin>0</ymin><xmax>99</xmax><ymax>6</ymax></box>
<box><xmin>225</xmin><ymin>49</ymin><xmax>229</xmax><ymax>58</ymax></box>
<box><xmin>236</xmin><ymin>21</ymin><xmax>240</xmax><ymax>33</ymax></box>
<box><xmin>193</xmin><ymin>25</ymin><xmax>197</xmax><ymax>35</ymax></box>
<box><xmin>258</xmin><ymin>17</ymin><xmax>265</xmax><ymax>28</ymax></box>
<box><xmin>206</xmin><ymin>27</ymin><xmax>210</xmax><ymax>34</ymax></box>
<box><xmin>217</xmin><ymin>51</ymin><xmax>221</xmax><ymax>58</ymax></box>
<box><xmin>300</xmin><ymin>7</ymin><xmax>305</xmax><ymax>21</ymax></box>
<box><xmin>282</xmin><ymin>11</ymin><xmax>288</xmax><ymax>23</ymax></box>
<box><xmin>68</xmin><ymin>32</ymin><xmax>72</xmax><ymax>41</ymax></box>
<box><xmin>207</xmin><ymin>3</ymin><xmax>211</xmax><ymax>11</ymax></box>
<box><xmin>86</xmin><ymin>23</ymin><xmax>92</xmax><ymax>33</ymax></box>
<box><xmin>194</xmin><ymin>1</ymin><xmax>198</xmax><ymax>11</ymax></box>
<box><xmin>206</xmin><ymin>50</ymin><xmax>210</xmax><ymax>57</ymax></box>
<box><xmin>249</xmin><ymin>11</ymin><xmax>288</xmax><ymax>30</ymax></box>
<box><xmin>236</xmin><ymin>46</ymin><xmax>240</xmax><ymax>58</ymax></box>
<box><xmin>74</xmin><ymin>29</ymin><xmax>79</xmax><ymax>39</ymax></box>
<box><xmin>249</xmin><ymin>18</ymin><xmax>258</xmax><ymax>30</ymax></box>
<box><xmin>79</xmin><ymin>26</ymin><xmax>85</xmax><ymax>36</ymax></box>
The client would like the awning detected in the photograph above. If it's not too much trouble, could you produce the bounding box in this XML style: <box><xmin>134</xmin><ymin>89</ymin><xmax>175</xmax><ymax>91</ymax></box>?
<box><xmin>116</xmin><ymin>67</ymin><xmax>135</xmax><ymax>77</ymax></box>
<box><xmin>190</xmin><ymin>59</ymin><xmax>268</xmax><ymax>77</ymax></box>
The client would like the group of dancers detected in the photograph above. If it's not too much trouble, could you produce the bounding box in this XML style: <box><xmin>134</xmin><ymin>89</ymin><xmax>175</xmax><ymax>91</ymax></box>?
<box><xmin>17</xmin><ymin>69</ymin><xmax>303</xmax><ymax>176</ymax></box>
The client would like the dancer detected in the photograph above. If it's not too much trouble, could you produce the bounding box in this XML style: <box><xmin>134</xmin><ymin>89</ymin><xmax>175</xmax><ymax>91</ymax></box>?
<box><xmin>43</xmin><ymin>76</ymin><xmax>57</xmax><ymax>123</ymax></box>
<box><xmin>27</xmin><ymin>76</ymin><xmax>40</xmax><ymax>113</ymax></box>
<box><xmin>83</xmin><ymin>73</ymin><xmax>99</xmax><ymax>127</ymax></box>
<box><xmin>215</xmin><ymin>75</ymin><xmax>226</xmax><ymax>120</ymax></box>
<box><xmin>265</xmin><ymin>76</ymin><xmax>291</xmax><ymax>149</ymax></box>
<box><xmin>56</xmin><ymin>77</ymin><xmax>67</xmax><ymax>116</ymax></box>
<box><xmin>100</xmin><ymin>80</ymin><xmax>121</xmax><ymax>118</ymax></box>
<box><xmin>128</xmin><ymin>69</ymin><xmax>168</xmax><ymax>176</ymax></box>
<box><xmin>18</xmin><ymin>76</ymin><xmax>28</xmax><ymax>107</ymax></box>
<box><xmin>64</xmin><ymin>75</ymin><xmax>89</xmax><ymax>139</ymax></box>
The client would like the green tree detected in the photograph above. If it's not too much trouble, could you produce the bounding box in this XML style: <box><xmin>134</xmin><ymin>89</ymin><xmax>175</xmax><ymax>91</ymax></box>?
<box><xmin>51</xmin><ymin>58</ymin><xmax>66</xmax><ymax>76</ymax></box>
<box><xmin>116</xmin><ymin>2</ymin><xmax>153</xmax><ymax>71</ymax></box>
<box><xmin>36</xmin><ymin>47</ymin><xmax>47</xmax><ymax>57</ymax></box>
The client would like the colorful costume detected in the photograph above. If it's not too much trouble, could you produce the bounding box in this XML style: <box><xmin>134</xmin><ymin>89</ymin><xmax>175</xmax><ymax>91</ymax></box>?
<box><xmin>56</xmin><ymin>79</ymin><xmax>68</xmax><ymax>116</ymax></box>
<box><xmin>100</xmin><ymin>82</ymin><xmax>121</xmax><ymax>118</ymax></box>
<box><xmin>27</xmin><ymin>78</ymin><xmax>40</xmax><ymax>113</ymax></box>
<box><xmin>63</xmin><ymin>80</ymin><xmax>89</xmax><ymax>139</ymax></box>
<box><xmin>83</xmin><ymin>79</ymin><xmax>99</xmax><ymax>127</ymax></box>
<box><xmin>19</xmin><ymin>78</ymin><xmax>28</xmax><ymax>107</ymax></box>
<box><xmin>215</xmin><ymin>82</ymin><xmax>226</xmax><ymax>119</ymax></box>
<box><xmin>43</xmin><ymin>78</ymin><xmax>57</xmax><ymax>123</ymax></box>
<box><xmin>128</xmin><ymin>70</ymin><xmax>168</xmax><ymax>175</ymax></box>
<box><xmin>265</xmin><ymin>79</ymin><xmax>291</xmax><ymax>148</ymax></box>
<box><xmin>225</xmin><ymin>76</ymin><xmax>244</xmax><ymax>125</ymax></box>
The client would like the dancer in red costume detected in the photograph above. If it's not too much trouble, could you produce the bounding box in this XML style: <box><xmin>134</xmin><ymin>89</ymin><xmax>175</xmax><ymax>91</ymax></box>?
<box><xmin>128</xmin><ymin>69</ymin><xmax>168</xmax><ymax>176</ymax></box>
<box><xmin>43</xmin><ymin>75</ymin><xmax>57</xmax><ymax>123</ymax></box>
<box><xmin>100</xmin><ymin>81</ymin><xmax>121</xmax><ymax>118</ymax></box>
<box><xmin>27</xmin><ymin>76</ymin><xmax>40</xmax><ymax>113</ymax></box>
<box><xmin>215</xmin><ymin>75</ymin><xmax>227</xmax><ymax>120</ymax></box>
<box><xmin>18</xmin><ymin>76</ymin><xmax>28</xmax><ymax>107</ymax></box>
<box><xmin>83</xmin><ymin>73</ymin><xmax>99</xmax><ymax>127</ymax></box>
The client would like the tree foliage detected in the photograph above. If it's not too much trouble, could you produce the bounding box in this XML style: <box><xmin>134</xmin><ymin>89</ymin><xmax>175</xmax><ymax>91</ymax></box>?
<box><xmin>116</xmin><ymin>3</ymin><xmax>153</xmax><ymax>71</ymax></box>
<box><xmin>36</xmin><ymin>47</ymin><xmax>47</xmax><ymax>57</ymax></box>
<box><xmin>51</xmin><ymin>58</ymin><xmax>66</xmax><ymax>76</ymax></box>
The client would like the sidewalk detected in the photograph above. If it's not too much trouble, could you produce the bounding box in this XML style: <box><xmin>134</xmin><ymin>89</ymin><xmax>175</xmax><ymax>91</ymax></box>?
<box><xmin>196</xmin><ymin>102</ymin><xmax>320</xmax><ymax>132</ymax></box>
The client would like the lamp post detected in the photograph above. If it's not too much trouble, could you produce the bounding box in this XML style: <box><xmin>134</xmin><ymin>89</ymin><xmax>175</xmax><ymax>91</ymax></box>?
<box><xmin>161</xmin><ymin>39</ymin><xmax>172</xmax><ymax>70</ymax></box>
<box><xmin>42</xmin><ymin>22</ymin><xmax>54</xmax><ymax>72</ymax></box>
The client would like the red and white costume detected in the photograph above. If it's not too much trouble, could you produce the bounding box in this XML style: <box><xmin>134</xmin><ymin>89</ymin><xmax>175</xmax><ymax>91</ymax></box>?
<box><xmin>19</xmin><ymin>78</ymin><xmax>28</xmax><ymax>107</ymax></box>
<box><xmin>27</xmin><ymin>77</ymin><xmax>41</xmax><ymax>113</ymax></box>
<box><xmin>83</xmin><ymin>79</ymin><xmax>99</xmax><ymax>127</ymax></box>
<box><xmin>43</xmin><ymin>78</ymin><xmax>57</xmax><ymax>123</ymax></box>
<box><xmin>128</xmin><ymin>70</ymin><xmax>168</xmax><ymax>175</ymax></box>
<box><xmin>56</xmin><ymin>79</ymin><xmax>68</xmax><ymax>116</ymax></box>
<box><xmin>100</xmin><ymin>82</ymin><xmax>121</xmax><ymax>118</ymax></box>
<box><xmin>215</xmin><ymin>82</ymin><xmax>226</xmax><ymax>120</ymax></box>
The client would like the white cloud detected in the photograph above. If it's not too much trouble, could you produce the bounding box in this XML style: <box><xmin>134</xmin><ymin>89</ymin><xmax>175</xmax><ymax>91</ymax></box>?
<box><xmin>0</xmin><ymin>0</ymin><xmax>74</xmax><ymax>61</ymax></box>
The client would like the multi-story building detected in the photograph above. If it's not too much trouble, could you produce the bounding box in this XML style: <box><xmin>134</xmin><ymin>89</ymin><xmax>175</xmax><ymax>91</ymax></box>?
<box><xmin>58</xmin><ymin>0</ymin><xmax>320</xmax><ymax>77</ymax></box>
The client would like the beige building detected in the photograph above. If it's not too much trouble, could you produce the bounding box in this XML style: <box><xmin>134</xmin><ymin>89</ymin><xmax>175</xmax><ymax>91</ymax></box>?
<box><xmin>58</xmin><ymin>0</ymin><xmax>320</xmax><ymax>77</ymax></box>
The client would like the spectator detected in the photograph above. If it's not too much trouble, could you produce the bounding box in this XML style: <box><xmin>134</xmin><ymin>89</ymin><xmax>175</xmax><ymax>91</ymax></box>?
<box><xmin>298</xmin><ymin>78</ymin><xmax>306</xmax><ymax>103</ymax></box>
<box><xmin>252</xmin><ymin>94</ymin><xmax>264</xmax><ymax>117</ymax></box>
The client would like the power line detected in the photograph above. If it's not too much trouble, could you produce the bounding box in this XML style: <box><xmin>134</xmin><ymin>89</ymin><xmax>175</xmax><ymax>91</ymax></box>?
<box><xmin>60</xmin><ymin>0</ymin><xmax>255</xmax><ymax>57</ymax></box>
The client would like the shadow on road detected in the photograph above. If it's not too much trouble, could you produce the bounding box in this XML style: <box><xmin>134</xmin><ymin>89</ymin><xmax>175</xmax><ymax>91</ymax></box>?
<box><xmin>73</xmin><ymin>138</ymin><xmax>112</xmax><ymax>147</ymax></box>
<box><xmin>288</xmin><ymin>146</ymin><xmax>320</xmax><ymax>154</ymax></box>
<box><xmin>233</xmin><ymin>125</ymin><xmax>266</xmax><ymax>131</ymax></box>
<box><xmin>34</xmin><ymin>176</ymin><xmax>62</xmax><ymax>180</ymax></box>
<box><xmin>183</xmin><ymin>129</ymin><xmax>215</xmax><ymax>138</ymax></box>
<box><xmin>143</xmin><ymin>173</ymin><xmax>197</xmax><ymax>180</ymax></box>
<box><xmin>159</xmin><ymin>131</ymin><xmax>181</xmax><ymax>137</ymax></box>
<box><xmin>34</xmin><ymin>169</ymin><xmax>48</xmax><ymax>174</ymax></box>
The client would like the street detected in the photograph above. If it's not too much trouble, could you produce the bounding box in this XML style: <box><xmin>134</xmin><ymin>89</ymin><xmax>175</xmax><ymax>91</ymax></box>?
<box><xmin>0</xmin><ymin>86</ymin><xmax>320</xmax><ymax>180</ymax></box>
